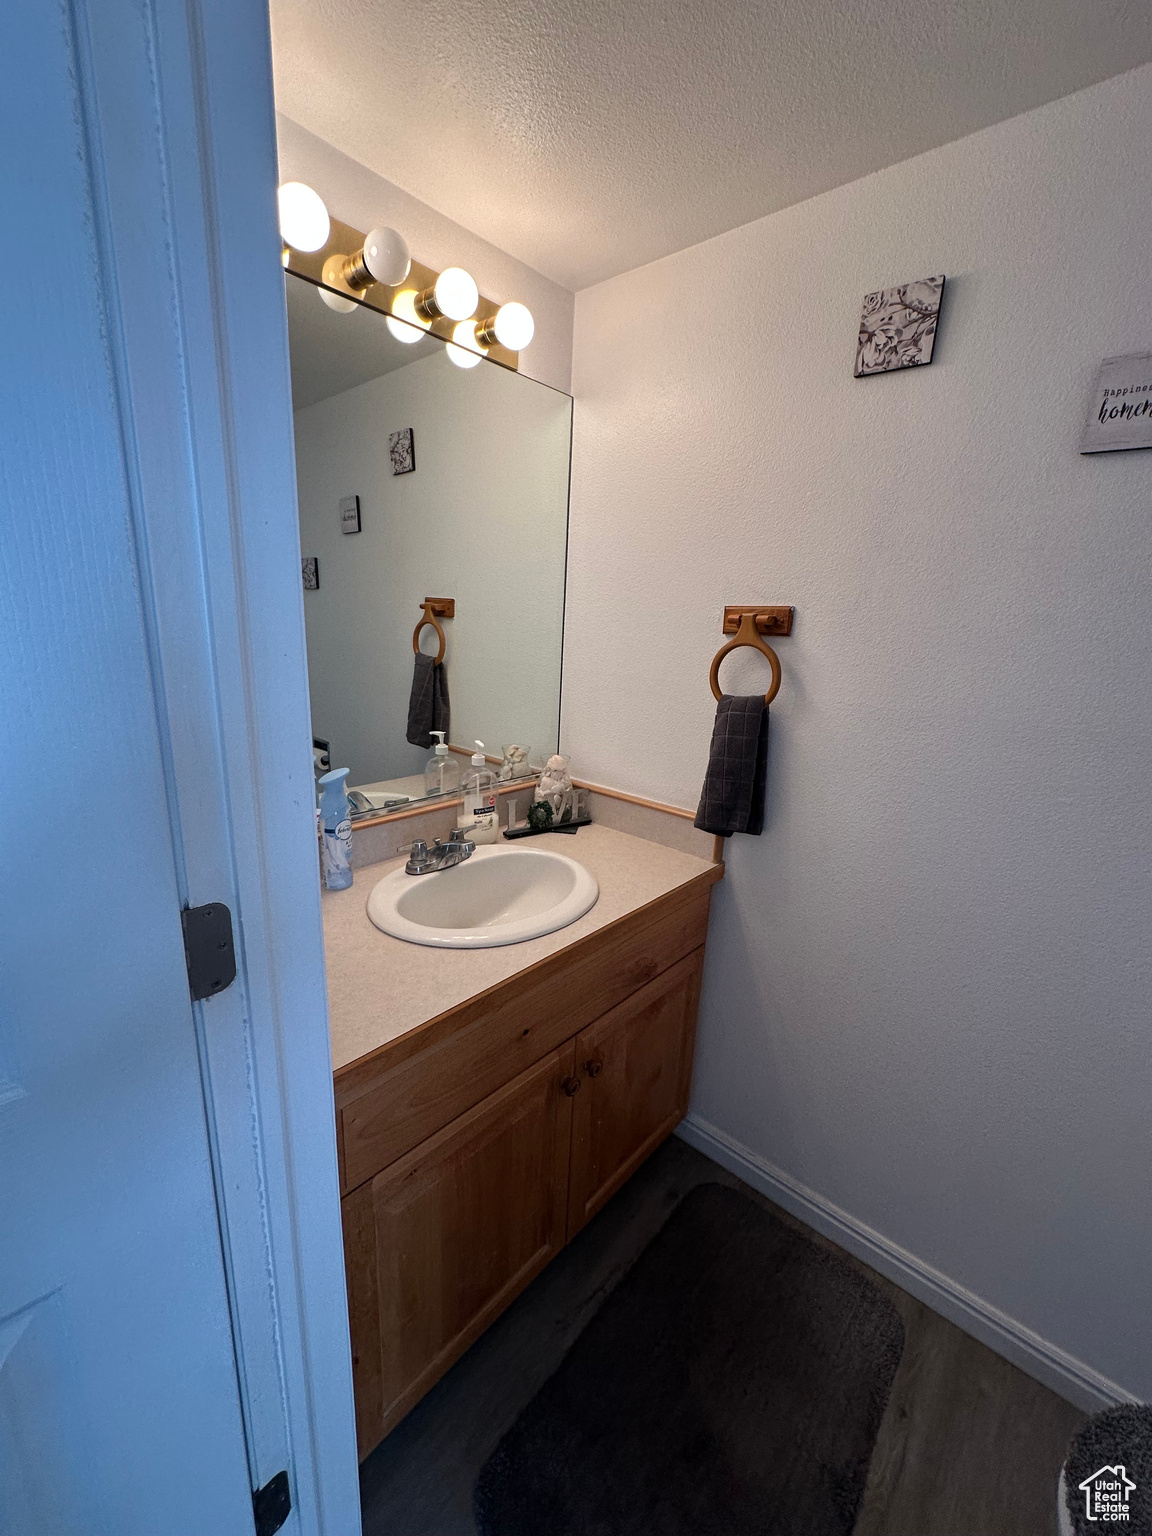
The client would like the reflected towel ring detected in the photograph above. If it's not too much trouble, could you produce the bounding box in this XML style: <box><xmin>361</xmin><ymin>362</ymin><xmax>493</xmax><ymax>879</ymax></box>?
<box><xmin>412</xmin><ymin>597</ymin><xmax>455</xmax><ymax>665</ymax></box>
<box><xmin>709</xmin><ymin>611</ymin><xmax>782</xmax><ymax>706</ymax></box>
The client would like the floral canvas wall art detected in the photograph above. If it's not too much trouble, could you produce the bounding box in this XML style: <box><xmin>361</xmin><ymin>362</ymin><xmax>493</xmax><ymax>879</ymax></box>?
<box><xmin>855</xmin><ymin>275</ymin><xmax>945</xmax><ymax>377</ymax></box>
<box><xmin>389</xmin><ymin>427</ymin><xmax>415</xmax><ymax>475</ymax></box>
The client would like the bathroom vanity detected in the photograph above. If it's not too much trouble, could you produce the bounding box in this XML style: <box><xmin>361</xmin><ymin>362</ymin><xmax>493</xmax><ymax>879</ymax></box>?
<box><xmin>323</xmin><ymin>824</ymin><xmax>721</xmax><ymax>1459</ymax></box>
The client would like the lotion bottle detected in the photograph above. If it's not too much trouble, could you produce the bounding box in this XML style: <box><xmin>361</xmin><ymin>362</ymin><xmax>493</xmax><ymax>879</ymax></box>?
<box><xmin>318</xmin><ymin>767</ymin><xmax>353</xmax><ymax>890</ymax></box>
<box><xmin>460</xmin><ymin>741</ymin><xmax>498</xmax><ymax>842</ymax></box>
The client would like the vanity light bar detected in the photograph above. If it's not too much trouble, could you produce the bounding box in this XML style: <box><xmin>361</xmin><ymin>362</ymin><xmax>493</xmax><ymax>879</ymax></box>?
<box><xmin>278</xmin><ymin>187</ymin><xmax>534</xmax><ymax>370</ymax></box>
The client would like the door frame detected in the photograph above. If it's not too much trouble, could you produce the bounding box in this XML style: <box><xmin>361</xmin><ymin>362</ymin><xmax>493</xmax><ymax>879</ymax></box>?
<box><xmin>73</xmin><ymin>0</ymin><xmax>360</xmax><ymax>1527</ymax></box>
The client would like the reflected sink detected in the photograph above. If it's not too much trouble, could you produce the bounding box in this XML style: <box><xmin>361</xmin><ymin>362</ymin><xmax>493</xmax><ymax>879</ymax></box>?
<box><xmin>366</xmin><ymin>845</ymin><xmax>599</xmax><ymax>948</ymax></box>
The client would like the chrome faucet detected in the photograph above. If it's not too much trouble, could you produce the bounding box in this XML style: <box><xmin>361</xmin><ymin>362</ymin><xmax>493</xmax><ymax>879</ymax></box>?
<box><xmin>404</xmin><ymin>828</ymin><xmax>476</xmax><ymax>875</ymax></box>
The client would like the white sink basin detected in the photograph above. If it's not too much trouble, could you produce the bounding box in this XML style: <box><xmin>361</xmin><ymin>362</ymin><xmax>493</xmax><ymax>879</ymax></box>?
<box><xmin>366</xmin><ymin>844</ymin><xmax>599</xmax><ymax>948</ymax></box>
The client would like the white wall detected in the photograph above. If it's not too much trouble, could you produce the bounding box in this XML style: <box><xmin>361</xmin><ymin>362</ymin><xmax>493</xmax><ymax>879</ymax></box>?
<box><xmin>294</xmin><ymin>347</ymin><xmax>571</xmax><ymax>786</ymax></box>
<box><xmin>564</xmin><ymin>64</ymin><xmax>1152</xmax><ymax>1401</ymax></box>
<box><xmin>276</xmin><ymin>114</ymin><xmax>574</xmax><ymax>394</ymax></box>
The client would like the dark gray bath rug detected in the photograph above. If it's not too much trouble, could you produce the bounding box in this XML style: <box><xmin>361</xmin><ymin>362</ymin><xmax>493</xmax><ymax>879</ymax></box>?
<box><xmin>474</xmin><ymin>1182</ymin><xmax>904</xmax><ymax>1536</ymax></box>
<box><xmin>1062</xmin><ymin>1404</ymin><xmax>1152</xmax><ymax>1535</ymax></box>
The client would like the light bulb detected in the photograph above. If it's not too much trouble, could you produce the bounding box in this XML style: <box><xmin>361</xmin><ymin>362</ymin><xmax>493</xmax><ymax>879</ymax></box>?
<box><xmin>277</xmin><ymin>182</ymin><xmax>329</xmax><ymax>252</ymax></box>
<box><xmin>493</xmin><ymin>301</ymin><xmax>534</xmax><ymax>351</ymax></box>
<box><xmin>362</xmin><ymin>227</ymin><xmax>411</xmax><ymax>286</ymax></box>
<box><xmin>447</xmin><ymin>320</ymin><xmax>484</xmax><ymax>368</ymax></box>
<box><xmin>433</xmin><ymin>267</ymin><xmax>478</xmax><ymax>321</ymax></box>
<box><xmin>386</xmin><ymin>289</ymin><xmax>429</xmax><ymax>344</ymax></box>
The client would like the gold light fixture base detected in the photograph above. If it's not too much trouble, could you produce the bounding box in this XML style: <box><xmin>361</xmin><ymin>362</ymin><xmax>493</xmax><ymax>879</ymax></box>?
<box><xmin>413</xmin><ymin>286</ymin><xmax>442</xmax><ymax>322</ymax></box>
<box><xmin>339</xmin><ymin>248</ymin><xmax>376</xmax><ymax>291</ymax></box>
<box><xmin>284</xmin><ymin>217</ymin><xmax>519</xmax><ymax>371</ymax></box>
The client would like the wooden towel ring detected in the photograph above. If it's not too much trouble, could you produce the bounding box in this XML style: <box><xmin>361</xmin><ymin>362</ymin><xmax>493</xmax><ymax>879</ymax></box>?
<box><xmin>709</xmin><ymin>611</ymin><xmax>782</xmax><ymax>705</ymax></box>
<box><xmin>412</xmin><ymin>597</ymin><xmax>455</xmax><ymax>665</ymax></box>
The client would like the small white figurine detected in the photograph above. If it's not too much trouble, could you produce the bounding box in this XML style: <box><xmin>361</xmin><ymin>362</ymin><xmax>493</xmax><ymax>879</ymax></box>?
<box><xmin>535</xmin><ymin>753</ymin><xmax>574</xmax><ymax>822</ymax></box>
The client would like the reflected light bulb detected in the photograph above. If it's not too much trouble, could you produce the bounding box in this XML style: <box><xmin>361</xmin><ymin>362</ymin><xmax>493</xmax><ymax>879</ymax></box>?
<box><xmin>363</xmin><ymin>227</ymin><xmax>411</xmax><ymax>287</ymax></box>
<box><xmin>447</xmin><ymin>320</ymin><xmax>484</xmax><ymax>369</ymax></box>
<box><xmin>493</xmin><ymin>301</ymin><xmax>534</xmax><ymax>351</ymax></box>
<box><xmin>386</xmin><ymin>290</ymin><xmax>429</xmax><ymax>344</ymax></box>
<box><xmin>277</xmin><ymin>182</ymin><xmax>329</xmax><ymax>252</ymax></box>
<box><xmin>319</xmin><ymin>255</ymin><xmax>359</xmax><ymax>313</ymax></box>
<box><xmin>433</xmin><ymin>267</ymin><xmax>478</xmax><ymax>321</ymax></box>
<box><xmin>318</xmin><ymin>286</ymin><xmax>357</xmax><ymax>314</ymax></box>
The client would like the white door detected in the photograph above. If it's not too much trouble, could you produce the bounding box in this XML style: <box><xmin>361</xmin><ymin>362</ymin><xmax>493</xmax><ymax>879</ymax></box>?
<box><xmin>0</xmin><ymin>8</ymin><xmax>260</xmax><ymax>1536</ymax></box>
<box><xmin>1</xmin><ymin>3</ymin><xmax>358</xmax><ymax>1533</ymax></box>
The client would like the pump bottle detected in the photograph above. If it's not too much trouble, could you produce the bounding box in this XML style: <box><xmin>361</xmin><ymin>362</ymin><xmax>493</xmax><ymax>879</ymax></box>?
<box><xmin>460</xmin><ymin>741</ymin><xmax>498</xmax><ymax>844</ymax></box>
<box><xmin>424</xmin><ymin>731</ymin><xmax>461</xmax><ymax>797</ymax></box>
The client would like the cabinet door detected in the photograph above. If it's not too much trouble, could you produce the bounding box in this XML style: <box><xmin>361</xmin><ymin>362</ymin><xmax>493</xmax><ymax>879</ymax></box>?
<box><xmin>342</xmin><ymin>1043</ymin><xmax>576</xmax><ymax>1456</ymax></box>
<box><xmin>567</xmin><ymin>947</ymin><xmax>704</xmax><ymax>1239</ymax></box>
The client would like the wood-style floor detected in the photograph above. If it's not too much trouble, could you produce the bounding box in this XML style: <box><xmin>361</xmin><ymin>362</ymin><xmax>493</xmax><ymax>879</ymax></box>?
<box><xmin>359</xmin><ymin>1136</ymin><xmax>1084</xmax><ymax>1536</ymax></box>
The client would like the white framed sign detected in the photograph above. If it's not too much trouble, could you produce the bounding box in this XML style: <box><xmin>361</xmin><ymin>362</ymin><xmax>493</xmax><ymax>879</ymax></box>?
<box><xmin>1080</xmin><ymin>353</ymin><xmax>1152</xmax><ymax>453</ymax></box>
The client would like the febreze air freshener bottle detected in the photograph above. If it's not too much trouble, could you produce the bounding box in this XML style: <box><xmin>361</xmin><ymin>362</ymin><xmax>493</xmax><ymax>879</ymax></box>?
<box><xmin>318</xmin><ymin>767</ymin><xmax>353</xmax><ymax>890</ymax></box>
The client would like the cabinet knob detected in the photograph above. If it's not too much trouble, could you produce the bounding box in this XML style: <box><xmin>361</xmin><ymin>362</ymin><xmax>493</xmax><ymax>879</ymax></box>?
<box><xmin>583</xmin><ymin>1057</ymin><xmax>603</xmax><ymax>1078</ymax></box>
<box><xmin>562</xmin><ymin>1075</ymin><xmax>581</xmax><ymax>1097</ymax></box>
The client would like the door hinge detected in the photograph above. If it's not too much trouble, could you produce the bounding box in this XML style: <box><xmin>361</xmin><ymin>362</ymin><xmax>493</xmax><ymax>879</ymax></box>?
<box><xmin>252</xmin><ymin>1469</ymin><xmax>291</xmax><ymax>1536</ymax></box>
<box><xmin>180</xmin><ymin>902</ymin><xmax>237</xmax><ymax>1002</ymax></box>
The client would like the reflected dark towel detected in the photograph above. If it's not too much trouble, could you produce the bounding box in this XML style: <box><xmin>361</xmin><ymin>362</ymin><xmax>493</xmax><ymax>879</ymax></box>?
<box><xmin>694</xmin><ymin>694</ymin><xmax>768</xmax><ymax>837</ymax></box>
<box><xmin>406</xmin><ymin>651</ymin><xmax>450</xmax><ymax>748</ymax></box>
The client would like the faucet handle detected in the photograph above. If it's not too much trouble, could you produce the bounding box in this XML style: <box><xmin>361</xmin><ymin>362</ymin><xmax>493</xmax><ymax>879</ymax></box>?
<box><xmin>403</xmin><ymin>838</ymin><xmax>434</xmax><ymax>874</ymax></box>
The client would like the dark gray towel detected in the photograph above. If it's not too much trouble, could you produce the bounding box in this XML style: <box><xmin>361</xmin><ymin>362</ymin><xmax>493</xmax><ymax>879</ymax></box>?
<box><xmin>405</xmin><ymin>651</ymin><xmax>450</xmax><ymax>748</ymax></box>
<box><xmin>694</xmin><ymin>694</ymin><xmax>768</xmax><ymax>837</ymax></box>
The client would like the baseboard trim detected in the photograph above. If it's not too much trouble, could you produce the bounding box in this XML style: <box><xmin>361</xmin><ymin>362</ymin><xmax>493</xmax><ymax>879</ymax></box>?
<box><xmin>676</xmin><ymin>1114</ymin><xmax>1135</xmax><ymax>1414</ymax></box>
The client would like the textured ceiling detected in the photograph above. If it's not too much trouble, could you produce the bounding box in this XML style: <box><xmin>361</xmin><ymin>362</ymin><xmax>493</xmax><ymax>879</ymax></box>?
<box><xmin>270</xmin><ymin>0</ymin><xmax>1152</xmax><ymax>290</ymax></box>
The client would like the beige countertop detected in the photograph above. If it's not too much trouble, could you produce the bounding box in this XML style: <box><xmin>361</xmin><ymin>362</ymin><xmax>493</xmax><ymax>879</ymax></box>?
<box><xmin>322</xmin><ymin>822</ymin><xmax>718</xmax><ymax>1073</ymax></box>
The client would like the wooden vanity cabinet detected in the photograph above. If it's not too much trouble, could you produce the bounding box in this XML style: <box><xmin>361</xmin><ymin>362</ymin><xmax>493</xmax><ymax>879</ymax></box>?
<box><xmin>566</xmin><ymin>948</ymin><xmax>703</xmax><ymax>1239</ymax></box>
<box><xmin>334</xmin><ymin>870</ymin><xmax>719</xmax><ymax>1458</ymax></box>
<box><xmin>342</xmin><ymin>1045</ymin><xmax>577</xmax><ymax>1453</ymax></box>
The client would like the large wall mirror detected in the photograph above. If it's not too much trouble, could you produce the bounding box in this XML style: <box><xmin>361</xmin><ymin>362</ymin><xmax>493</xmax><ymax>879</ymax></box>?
<box><xmin>286</xmin><ymin>272</ymin><xmax>572</xmax><ymax>815</ymax></box>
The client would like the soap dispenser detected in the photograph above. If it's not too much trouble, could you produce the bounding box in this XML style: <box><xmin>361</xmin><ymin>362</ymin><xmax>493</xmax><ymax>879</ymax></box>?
<box><xmin>317</xmin><ymin>767</ymin><xmax>353</xmax><ymax>890</ymax></box>
<box><xmin>460</xmin><ymin>741</ymin><xmax>498</xmax><ymax>843</ymax></box>
<box><xmin>424</xmin><ymin>731</ymin><xmax>461</xmax><ymax>797</ymax></box>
